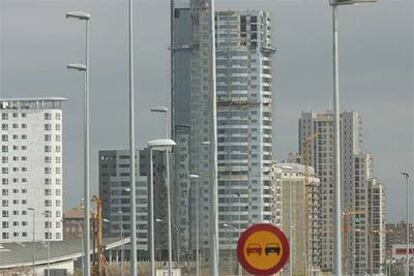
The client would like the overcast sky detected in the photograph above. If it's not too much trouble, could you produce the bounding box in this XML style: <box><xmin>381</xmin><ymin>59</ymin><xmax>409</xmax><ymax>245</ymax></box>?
<box><xmin>0</xmin><ymin>0</ymin><xmax>412</xmax><ymax>222</ymax></box>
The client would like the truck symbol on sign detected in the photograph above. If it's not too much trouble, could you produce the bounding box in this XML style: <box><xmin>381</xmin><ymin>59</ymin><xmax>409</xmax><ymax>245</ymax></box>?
<box><xmin>246</xmin><ymin>243</ymin><xmax>262</xmax><ymax>256</ymax></box>
<box><xmin>265</xmin><ymin>243</ymin><xmax>281</xmax><ymax>255</ymax></box>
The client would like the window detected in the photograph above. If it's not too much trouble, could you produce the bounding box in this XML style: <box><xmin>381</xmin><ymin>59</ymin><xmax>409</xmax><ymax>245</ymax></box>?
<box><xmin>1</xmin><ymin>135</ymin><xmax>8</xmax><ymax>142</ymax></box>
<box><xmin>55</xmin><ymin>124</ymin><xmax>61</xmax><ymax>131</ymax></box>
<box><xmin>45</xmin><ymin>200</ymin><xmax>52</xmax><ymax>207</ymax></box>
<box><xmin>44</xmin><ymin>134</ymin><xmax>51</xmax><ymax>142</ymax></box>
<box><xmin>21</xmin><ymin>134</ymin><xmax>27</xmax><ymax>140</ymax></box>
<box><xmin>45</xmin><ymin>189</ymin><xmax>52</xmax><ymax>196</ymax></box>
<box><xmin>45</xmin><ymin>145</ymin><xmax>51</xmax><ymax>153</ymax></box>
<box><xmin>45</xmin><ymin>178</ymin><xmax>52</xmax><ymax>185</ymax></box>
<box><xmin>55</xmin><ymin>113</ymin><xmax>61</xmax><ymax>120</ymax></box>
<box><xmin>21</xmin><ymin>124</ymin><xmax>27</xmax><ymax>129</ymax></box>
<box><xmin>2</xmin><ymin>233</ymin><xmax>9</xmax><ymax>239</ymax></box>
<box><xmin>44</xmin><ymin>124</ymin><xmax>51</xmax><ymax>131</ymax></box>
<box><xmin>44</xmin><ymin>113</ymin><xmax>52</xmax><ymax>120</ymax></box>
<box><xmin>2</xmin><ymin>200</ymin><xmax>9</xmax><ymax>207</ymax></box>
<box><xmin>44</xmin><ymin>167</ymin><xmax>52</xmax><ymax>174</ymax></box>
<box><xmin>2</xmin><ymin>222</ymin><xmax>9</xmax><ymax>228</ymax></box>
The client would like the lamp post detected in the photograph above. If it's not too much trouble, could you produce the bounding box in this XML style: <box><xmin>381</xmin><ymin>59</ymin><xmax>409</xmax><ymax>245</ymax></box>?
<box><xmin>28</xmin><ymin>207</ymin><xmax>36</xmax><ymax>276</ymax></box>
<box><xmin>66</xmin><ymin>10</ymin><xmax>91</xmax><ymax>276</ymax></box>
<box><xmin>401</xmin><ymin>172</ymin><xmax>410</xmax><ymax>276</ymax></box>
<box><xmin>190</xmin><ymin>174</ymin><xmax>200</xmax><ymax>276</ymax></box>
<box><xmin>174</xmin><ymin>225</ymin><xmax>180</xmax><ymax>264</ymax></box>
<box><xmin>147</xmin><ymin>139</ymin><xmax>176</xmax><ymax>276</ymax></box>
<box><xmin>328</xmin><ymin>1</ymin><xmax>376</xmax><ymax>274</ymax></box>
<box><xmin>126</xmin><ymin>0</ymin><xmax>138</xmax><ymax>274</ymax></box>
<box><xmin>223</xmin><ymin>223</ymin><xmax>236</xmax><ymax>275</ymax></box>
<box><xmin>118</xmin><ymin>210</ymin><xmax>124</xmax><ymax>276</ymax></box>
<box><xmin>119</xmin><ymin>187</ymin><xmax>130</xmax><ymax>276</ymax></box>
<box><xmin>282</xmin><ymin>165</ymin><xmax>293</xmax><ymax>276</ymax></box>
<box><xmin>150</xmin><ymin>106</ymin><xmax>173</xmax><ymax>276</ymax></box>
<box><xmin>43</xmin><ymin>212</ymin><xmax>51</xmax><ymax>276</ymax></box>
<box><xmin>235</xmin><ymin>192</ymin><xmax>242</xmax><ymax>276</ymax></box>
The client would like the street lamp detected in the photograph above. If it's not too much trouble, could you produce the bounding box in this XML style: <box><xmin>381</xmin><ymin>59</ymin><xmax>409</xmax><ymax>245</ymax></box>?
<box><xmin>126</xmin><ymin>0</ymin><xmax>138</xmax><ymax>274</ymax></box>
<box><xmin>147</xmin><ymin>139</ymin><xmax>176</xmax><ymax>276</ymax></box>
<box><xmin>150</xmin><ymin>105</ymin><xmax>173</xmax><ymax>276</ymax></box>
<box><xmin>401</xmin><ymin>172</ymin><xmax>410</xmax><ymax>276</ymax></box>
<box><xmin>66</xmin><ymin>9</ymin><xmax>91</xmax><ymax>276</ymax></box>
<box><xmin>282</xmin><ymin>165</ymin><xmax>293</xmax><ymax>276</ymax></box>
<box><xmin>28</xmin><ymin>207</ymin><xmax>36</xmax><ymax>276</ymax></box>
<box><xmin>190</xmin><ymin>174</ymin><xmax>200</xmax><ymax>276</ymax></box>
<box><xmin>328</xmin><ymin>1</ymin><xmax>376</xmax><ymax>274</ymax></box>
<box><xmin>223</xmin><ymin>223</ymin><xmax>237</xmax><ymax>275</ymax></box>
<box><xmin>42</xmin><ymin>212</ymin><xmax>51</xmax><ymax>276</ymax></box>
<box><xmin>235</xmin><ymin>192</ymin><xmax>242</xmax><ymax>276</ymax></box>
<box><xmin>118</xmin><ymin>187</ymin><xmax>130</xmax><ymax>276</ymax></box>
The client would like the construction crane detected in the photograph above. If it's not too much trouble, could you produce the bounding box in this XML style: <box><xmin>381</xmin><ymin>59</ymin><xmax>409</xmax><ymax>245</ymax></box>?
<box><xmin>92</xmin><ymin>195</ymin><xmax>113</xmax><ymax>276</ymax></box>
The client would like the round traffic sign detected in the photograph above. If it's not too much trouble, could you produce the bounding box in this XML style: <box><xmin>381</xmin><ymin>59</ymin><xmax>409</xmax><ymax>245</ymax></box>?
<box><xmin>237</xmin><ymin>223</ymin><xmax>290</xmax><ymax>275</ymax></box>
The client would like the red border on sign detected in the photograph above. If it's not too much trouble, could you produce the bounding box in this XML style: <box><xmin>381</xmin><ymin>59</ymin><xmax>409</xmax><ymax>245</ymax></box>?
<box><xmin>237</xmin><ymin>223</ymin><xmax>290</xmax><ymax>275</ymax></box>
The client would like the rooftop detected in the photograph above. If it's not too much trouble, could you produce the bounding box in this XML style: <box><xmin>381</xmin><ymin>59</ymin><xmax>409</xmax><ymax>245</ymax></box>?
<box><xmin>0</xmin><ymin>238</ymin><xmax>128</xmax><ymax>269</ymax></box>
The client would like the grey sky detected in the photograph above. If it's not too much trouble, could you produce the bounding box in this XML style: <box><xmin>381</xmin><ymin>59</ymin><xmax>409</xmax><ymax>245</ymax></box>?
<box><xmin>0</xmin><ymin>0</ymin><xmax>412</xmax><ymax>222</ymax></box>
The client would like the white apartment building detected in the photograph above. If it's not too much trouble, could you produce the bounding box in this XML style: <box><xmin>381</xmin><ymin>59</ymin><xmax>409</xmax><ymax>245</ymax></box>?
<box><xmin>271</xmin><ymin>162</ymin><xmax>321</xmax><ymax>275</ymax></box>
<box><xmin>215</xmin><ymin>10</ymin><xmax>275</xmax><ymax>265</ymax></box>
<box><xmin>0</xmin><ymin>98</ymin><xmax>65</xmax><ymax>242</ymax></box>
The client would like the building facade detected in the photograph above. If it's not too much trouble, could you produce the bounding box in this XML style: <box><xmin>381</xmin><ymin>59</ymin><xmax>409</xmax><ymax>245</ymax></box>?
<box><xmin>368</xmin><ymin>177</ymin><xmax>386</xmax><ymax>274</ymax></box>
<box><xmin>0</xmin><ymin>98</ymin><xmax>65</xmax><ymax>242</ymax></box>
<box><xmin>298</xmin><ymin>111</ymin><xmax>386</xmax><ymax>274</ymax></box>
<box><xmin>271</xmin><ymin>162</ymin><xmax>321</xmax><ymax>275</ymax></box>
<box><xmin>215</xmin><ymin>10</ymin><xmax>275</xmax><ymax>261</ymax></box>
<box><xmin>62</xmin><ymin>206</ymin><xmax>83</xmax><ymax>240</ymax></box>
<box><xmin>98</xmin><ymin>150</ymin><xmax>149</xmax><ymax>256</ymax></box>
<box><xmin>188</xmin><ymin>0</ymin><xmax>218</xmax><ymax>263</ymax></box>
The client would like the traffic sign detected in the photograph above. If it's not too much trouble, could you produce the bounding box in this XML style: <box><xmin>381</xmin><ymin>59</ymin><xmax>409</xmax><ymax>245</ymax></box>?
<box><xmin>237</xmin><ymin>224</ymin><xmax>289</xmax><ymax>275</ymax></box>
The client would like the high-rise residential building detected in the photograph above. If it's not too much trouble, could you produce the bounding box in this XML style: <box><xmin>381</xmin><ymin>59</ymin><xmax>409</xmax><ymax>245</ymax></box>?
<box><xmin>0</xmin><ymin>98</ymin><xmax>65</xmax><ymax>242</ymax></box>
<box><xmin>298</xmin><ymin>111</ymin><xmax>386</xmax><ymax>274</ymax></box>
<box><xmin>271</xmin><ymin>162</ymin><xmax>321</xmax><ymax>275</ymax></box>
<box><xmin>188</xmin><ymin>0</ymin><xmax>218</xmax><ymax>263</ymax></box>
<box><xmin>171</xmin><ymin>1</ymin><xmax>193</xmax><ymax>259</ymax></box>
<box><xmin>99</xmin><ymin>150</ymin><xmax>149</xmax><ymax>257</ymax></box>
<box><xmin>215</xmin><ymin>9</ymin><xmax>275</xmax><ymax>266</ymax></box>
<box><xmin>367</xmin><ymin>177</ymin><xmax>386</xmax><ymax>274</ymax></box>
<box><xmin>171</xmin><ymin>3</ymin><xmax>276</xmax><ymax>267</ymax></box>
